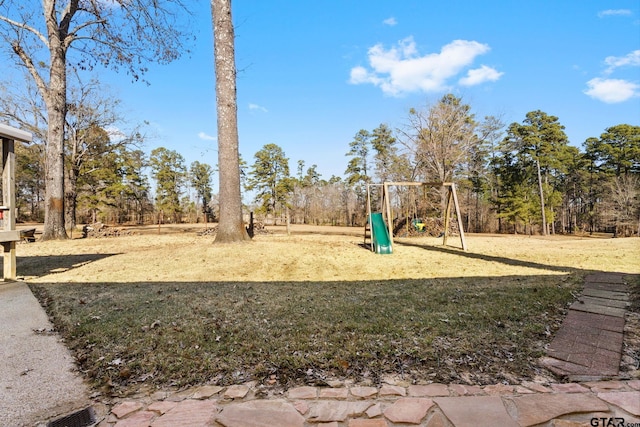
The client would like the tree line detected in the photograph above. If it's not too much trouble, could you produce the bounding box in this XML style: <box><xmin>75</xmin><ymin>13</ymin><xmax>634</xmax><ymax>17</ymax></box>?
<box><xmin>244</xmin><ymin>94</ymin><xmax>639</xmax><ymax>237</ymax></box>
<box><xmin>5</xmin><ymin>84</ymin><xmax>638</xmax><ymax>237</ymax></box>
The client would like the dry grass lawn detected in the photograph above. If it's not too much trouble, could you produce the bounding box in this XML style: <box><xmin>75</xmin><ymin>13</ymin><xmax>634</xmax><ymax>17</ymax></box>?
<box><xmin>17</xmin><ymin>224</ymin><xmax>640</xmax><ymax>283</ymax></box>
<box><xmin>15</xmin><ymin>224</ymin><xmax>640</xmax><ymax>396</ymax></box>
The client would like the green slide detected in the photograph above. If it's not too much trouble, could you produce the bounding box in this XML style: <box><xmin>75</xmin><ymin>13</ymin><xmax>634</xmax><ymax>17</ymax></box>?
<box><xmin>369</xmin><ymin>212</ymin><xmax>393</xmax><ymax>254</ymax></box>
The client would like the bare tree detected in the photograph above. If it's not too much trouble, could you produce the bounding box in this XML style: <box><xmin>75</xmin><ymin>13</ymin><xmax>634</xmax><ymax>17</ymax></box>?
<box><xmin>0</xmin><ymin>76</ymin><xmax>48</xmax><ymax>143</ymax></box>
<box><xmin>211</xmin><ymin>0</ymin><xmax>250</xmax><ymax>242</ymax></box>
<box><xmin>0</xmin><ymin>0</ymin><xmax>191</xmax><ymax>239</ymax></box>
<box><xmin>604</xmin><ymin>174</ymin><xmax>640</xmax><ymax>237</ymax></box>
<box><xmin>65</xmin><ymin>76</ymin><xmax>145</xmax><ymax>230</ymax></box>
<box><xmin>403</xmin><ymin>95</ymin><xmax>477</xmax><ymax>183</ymax></box>
<box><xmin>400</xmin><ymin>94</ymin><xmax>478</xmax><ymax>210</ymax></box>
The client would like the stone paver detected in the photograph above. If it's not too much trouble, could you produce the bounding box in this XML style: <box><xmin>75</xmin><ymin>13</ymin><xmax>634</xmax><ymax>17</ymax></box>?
<box><xmin>519</xmin><ymin>381</ymin><xmax>552</xmax><ymax>393</ymax></box>
<box><xmin>307</xmin><ymin>401</ymin><xmax>372</xmax><ymax>422</ymax></box>
<box><xmin>365</xmin><ymin>403</ymin><xmax>383</xmax><ymax>418</ymax></box>
<box><xmin>293</xmin><ymin>400</ymin><xmax>309</xmax><ymax>415</ymax></box>
<box><xmin>319</xmin><ymin>387</ymin><xmax>349</xmax><ymax>399</ymax></box>
<box><xmin>448</xmin><ymin>384</ymin><xmax>484</xmax><ymax>396</ymax></box>
<box><xmin>288</xmin><ymin>386</ymin><xmax>317</xmax><ymax>399</ymax></box>
<box><xmin>584</xmin><ymin>380</ymin><xmax>629</xmax><ymax>392</ymax></box>
<box><xmin>424</xmin><ymin>412</ymin><xmax>450</xmax><ymax>427</ymax></box>
<box><xmin>597</xmin><ymin>391</ymin><xmax>640</xmax><ymax>416</ymax></box>
<box><xmin>379</xmin><ymin>384</ymin><xmax>406</xmax><ymax>397</ymax></box>
<box><xmin>383</xmin><ymin>397</ymin><xmax>434</xmax><ymax>424</ymax></box>
<box><xmin>224</xmin><ymin>384</ymin><xmax>250</xmax><ymax>399</ymax></box>
<box><xmin>216</xmin><ymin>400</ymin><xmax>305</xmax><ymax>427</ymax></box>
<box><xmin>151</xmin><ymin>400</ymin><xmax>217</xmax><ymax>427</ymax></box>
<box><xmin>351</xmin><ymin>386</ymin><xmax>378</xmax><ymax>398</ymax></box>
<box><xmin>111</xmin><ymin>401</ymin><xmax>144</xmax><ymax>419</ymax></box>
<box><xmin>434</xmin><ymin>396</ymin><xmax>518</xmax><ymax>427</ymax></box>
<box><xmin>550</xmin><ymin>383</ymin><xmax>591</xmax><ymax>393</ymax></box>
<box><xmin>192</xmin><ymin>385</ymin><xmax>223</xmax><ymax>399</ymax></box>
<box><xmin>483</xmin><ymin>384</ymin><xmax>514</xmax><ymax>395</ymax></box>
<box><xmin>408</xmin><ymin>383</ymin><xmax>449</xmax><ymax>397</ymax></box>
<box><xmin>113</xmin><ymin>411</ymin><xmax>156</xmax><ymax>427</ymax></box>
<box><xmin>348</xmin><ymin>419</ymin><xmax>389</xmax><ymax>427</ymax></box>
<box><xmin>508</xmin><ymin>393</ymin><xmax>609</xmax><ymax>426</ymax></box>
<box><xmin>147</xmin><ymin>401</ymin><xmax>177</xmax><ymax>415</ymax></box>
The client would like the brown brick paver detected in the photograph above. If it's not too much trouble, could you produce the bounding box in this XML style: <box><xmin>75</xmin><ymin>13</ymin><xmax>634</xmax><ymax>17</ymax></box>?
<box><xmin>542</xmin><ymin>272</ymin><xmax>629</xmax><ymax>380</ymax></box>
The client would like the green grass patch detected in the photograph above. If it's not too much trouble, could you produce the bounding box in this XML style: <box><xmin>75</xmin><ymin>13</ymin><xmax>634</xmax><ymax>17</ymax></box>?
<box><xmin>30</xmin><ymin>274</ymin><xmax>579</xmax><ymax>396</ymax></box>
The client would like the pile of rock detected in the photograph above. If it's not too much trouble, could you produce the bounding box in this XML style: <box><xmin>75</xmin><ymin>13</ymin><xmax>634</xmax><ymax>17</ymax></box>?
<box><xmin>82</xmin><ymin>223</ymin><xmax>135</xmax><ymax>238</ymax></box>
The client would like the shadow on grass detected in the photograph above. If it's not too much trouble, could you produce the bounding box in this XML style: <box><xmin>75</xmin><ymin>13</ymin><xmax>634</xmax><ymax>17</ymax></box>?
<box><xmin>395</xmin><ymin>239</ymin><xmax>585</xmax><ymax>274</ymax></box>
<box><xmin>29</xmin><ymin>273</ymin><xmax>583</xmax><ymax>396</ymax></box>
<box><xmin>9</xmin><ymin>253</ymin><xmax>119</xmax><ymax>278</ymax></box>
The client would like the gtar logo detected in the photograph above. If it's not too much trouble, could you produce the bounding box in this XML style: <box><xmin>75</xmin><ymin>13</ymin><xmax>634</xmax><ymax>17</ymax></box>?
<box><xmin>590</xmin><ymin>418</ymin><xmax>625</xmax><ymax>427</ymax></box>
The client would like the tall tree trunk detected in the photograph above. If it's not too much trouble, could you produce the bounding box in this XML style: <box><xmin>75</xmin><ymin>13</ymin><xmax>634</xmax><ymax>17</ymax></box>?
<box><xmin>42</xmin><ymin>40</ymin><xmax>68</xmax><ymax>240</ymax></box>
<box><xmin>536</xmin><ymin>159</ymin><xmax>547</xmax><ymax>236</ymax></box>
<box><xmin>211</xmin><ymin>0</ymin><xmax>249</xmax><ymax>243</ymax></box>
<box><xmin>64</xmin><ymin>168</ymin><xmax>78</xmax><ymax>231</ymax></box>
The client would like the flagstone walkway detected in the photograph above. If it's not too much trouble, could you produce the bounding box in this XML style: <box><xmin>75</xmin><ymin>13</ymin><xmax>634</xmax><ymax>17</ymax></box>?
<box><xmin>95</xmin><ymin>379</ymin><xmax>640</xmax><ymax>427</ymax></box>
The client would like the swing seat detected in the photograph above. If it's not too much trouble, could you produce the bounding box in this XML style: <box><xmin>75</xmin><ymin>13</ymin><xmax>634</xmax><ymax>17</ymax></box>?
<box><xmin>411</xmin><ymin>218</ymin><xmax>426</xmax><ymax>232</ymax></box>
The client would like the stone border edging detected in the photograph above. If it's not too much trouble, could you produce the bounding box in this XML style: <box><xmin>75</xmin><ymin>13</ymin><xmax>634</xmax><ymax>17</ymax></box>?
<box><xmin>94</xmin><ymin>379</ymin><xmax>640</xmax><ymax>427</ymax></box>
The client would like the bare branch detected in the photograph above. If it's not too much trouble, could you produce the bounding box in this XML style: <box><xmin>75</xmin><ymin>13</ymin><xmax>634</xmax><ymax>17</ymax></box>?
<box><xmin>10</xmin><ymin>42</ymin><xmax>49</xmax><ymax>100</ymax></box>
<box><xmin>0</xmin><ymin>14</ymin><xmax>49</xmax><ymax>46</ymax></box>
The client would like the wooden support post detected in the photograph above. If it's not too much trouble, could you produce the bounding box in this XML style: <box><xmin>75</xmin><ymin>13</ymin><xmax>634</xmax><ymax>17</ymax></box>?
<box><xmin>443</xmin><ymin>185</ymin><xmax>453</xmax><ymax>247</ymax></box>
<box><xmin>383</xmin><ymin>182</ymin><xmax>393</xmax><ymax>248</ymax></box>
<box><xmin>2</xmin><ymin>137</ymin><xmax>16</xmax><ymax>280</ymax></box>
<box><xmin>450</xmin><ymin>183</ymin><xmax>467</xmax><ymax>251</ymax></box>
<box><xmin>0</xmin><ymin>125</ymin><xmax>32</xmax><ymax>280</ymax></box>
<box><xmin>364</xmin><ymin>184</ymin><xmax>372</xmax><ymax>250</ymax></box>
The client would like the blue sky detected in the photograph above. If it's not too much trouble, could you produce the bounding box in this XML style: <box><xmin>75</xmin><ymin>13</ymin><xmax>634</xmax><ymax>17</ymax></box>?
<box><xmin>101</xmin><ymin>0</ymin><xmax>640</xmax><ymax>183</ymax></box>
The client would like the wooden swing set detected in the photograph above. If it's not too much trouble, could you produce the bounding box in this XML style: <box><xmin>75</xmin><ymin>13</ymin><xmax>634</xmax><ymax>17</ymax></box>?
<box><xmin>365</xmin><ymin>181</ymin><xmax>467</xmax><ymax>252</ymax></box>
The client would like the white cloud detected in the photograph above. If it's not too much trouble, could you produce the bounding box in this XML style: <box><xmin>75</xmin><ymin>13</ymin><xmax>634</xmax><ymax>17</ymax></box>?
<box><xmin>198</xmin><ymin>132</ymin><xmax>217</xmax><ymax>141</ymax></box>
<box><xmin>459</xmin><ymin>65</ymin><xmax>504</xmax><ymax>86</ymax></box>
<box><xmin>383</xmin><ymin>17</ymin><xmax>397</xmax><ymax>26</ymax></box>
<box><xmin>598</xmin><ymin>9</ymin><xmax>632</xmax><ymax>18</ymax></box>
<box><xmin>349</xmin><ymin>37</ymin><xmax>499</xmax><ymax>96</ymax></box>
<box><xmin>584</xmin><ymin>77</ymin><xmax>640</xmax><ymax>103</ymax></box>
<box><xmin>249</xmin><ymin>103</ymin><xmax>268</xmax><ymax>112</ymax></box>
<box><xmin>604</xmin><ymin>50</ymin><xmax>640</xmax><ymax>74</ymax></box>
